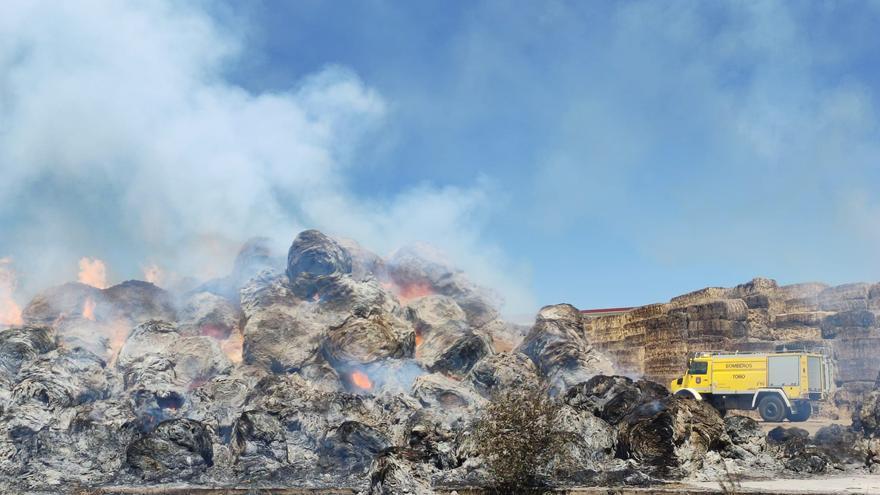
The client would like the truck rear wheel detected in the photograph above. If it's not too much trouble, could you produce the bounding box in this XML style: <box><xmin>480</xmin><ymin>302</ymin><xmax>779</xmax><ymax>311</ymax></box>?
<box><xmin>758</xmin><ymin>395</ymin><xmax>787</xmax><ymax>422</ymax></box>
<box><xmin>787</xmin><ymin>401</ymin><xmax>812</xmax><ymax>422</ymax></box>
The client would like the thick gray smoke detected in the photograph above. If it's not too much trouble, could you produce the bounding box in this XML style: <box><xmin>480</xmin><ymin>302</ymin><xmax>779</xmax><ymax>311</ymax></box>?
<box><xmin>0</xmin><ymin>1</ymin><xmax>533</xmax><ymax>314</ymax></box>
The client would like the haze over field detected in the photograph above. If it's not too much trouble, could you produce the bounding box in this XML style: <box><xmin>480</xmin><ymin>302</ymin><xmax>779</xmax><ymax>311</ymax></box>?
<box><xmin>2</xmin><ymin>1</ymin><xmax>880</xmax><ymax>316</ymax></box>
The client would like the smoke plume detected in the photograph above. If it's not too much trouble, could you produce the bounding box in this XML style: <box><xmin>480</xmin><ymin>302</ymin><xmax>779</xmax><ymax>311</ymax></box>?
<box><xmin>0</xmin><ymin>1</ymin><xmax>533</xmax><ymax>314</ymax></box>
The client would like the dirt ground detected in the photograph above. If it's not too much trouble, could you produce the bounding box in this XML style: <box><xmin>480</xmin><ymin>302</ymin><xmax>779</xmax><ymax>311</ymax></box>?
<box><xmin>759</xmin><ymin>417</ymin><xmax>850</xmax><ymax>436</ymax></box>
<box><xmin>686</xmin><ymin>474</ymin><xmax>880</xmax><ymax>494</ymax></box>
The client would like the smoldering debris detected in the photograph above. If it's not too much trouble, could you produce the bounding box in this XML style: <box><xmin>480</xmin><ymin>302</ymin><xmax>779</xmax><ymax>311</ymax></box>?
<box><xmin>1</xmin><ymin>230</ymin><xmax>880</xmax><ymax>492</ymax></box>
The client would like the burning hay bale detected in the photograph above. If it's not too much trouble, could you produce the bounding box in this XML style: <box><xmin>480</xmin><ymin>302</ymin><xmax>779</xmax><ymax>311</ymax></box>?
<box><xmin>21</xmin><ymin>282</ymin><xmax>105</xmax><ymax>326</ymax></box>
<box><xmin>177</xmin><ymin>291</ymin><xmax>239</xmax><ymax>340</ymax></box>
<box><xmin>6</xmin><ymin>229</ymin><xmax>876</xmax><ymax>492</ymax></box>
<box><xmin>323</xmin><ymin>308</ymin><xmax>415</xmax><ymax>367</ymax></box>
<box><xmin>405</xmin><ymin>294</ymin><xmax>467</xmax><ymax>331</ymax></box>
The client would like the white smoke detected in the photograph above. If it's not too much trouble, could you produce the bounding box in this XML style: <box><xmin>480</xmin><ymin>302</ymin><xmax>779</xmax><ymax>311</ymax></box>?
<box><xmin>0</xmin><ymin>1</ymin><xmax>534</xmax><ymax>314</ymax></box>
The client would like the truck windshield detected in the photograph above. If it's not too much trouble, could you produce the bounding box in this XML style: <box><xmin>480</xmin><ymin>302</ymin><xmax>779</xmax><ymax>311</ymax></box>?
<box><xmin>688</xmin><ymin>360</ymin><xmax>708</xmax><ymax>375</ymax></box>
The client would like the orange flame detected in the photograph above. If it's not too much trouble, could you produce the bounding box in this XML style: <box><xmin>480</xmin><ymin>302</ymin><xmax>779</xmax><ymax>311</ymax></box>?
<box><xmin>0</xmin><ymin>258</ymin><xmax>23</xmax><ymax>327</ymax></box>
<box><xmin>221</xmin><ymin>332</ymin><xmax>243</xmax><ymax>364</ymax></box>
<box><xmin>106</xmin><ymin>319</ymin><xmax>130</xmax><ymax>366</ymax></box>
<box><xmin>82</xmin><ymin>297</ymin><xmax>96</xmax><ymax>321</ymax></box>
<box><xmin>415</xmin><ymin>332</ymin><xmax>424</xmax><ymax>347</ymax></box>
<box><xmin>395</xmin><ymin>282</ymin><xmax>435</xmax><ymax>304</ymax></box>
<box><xmin>78</xmin><ymin>257</ymin><xmax>108</xmax><ymax>289</ymax></box>
<box><xmin>351</xmin><ymin>370</ymin><xmax>372</xmax><ymax>390</ymax></box>
<box><xmin>142</xmin><ymin>263</ymin><xmax>163</xmax><ymax>286</ymax></box>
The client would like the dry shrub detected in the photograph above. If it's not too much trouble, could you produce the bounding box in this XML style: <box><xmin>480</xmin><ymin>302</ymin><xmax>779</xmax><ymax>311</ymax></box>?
<box><xmin>474</xmin><ymin>384</ymin><xmax>568</xmax><ymax>493</ymax></box>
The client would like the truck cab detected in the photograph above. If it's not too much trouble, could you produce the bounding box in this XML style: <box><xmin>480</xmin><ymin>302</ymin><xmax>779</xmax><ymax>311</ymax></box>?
<box><xmin>670</xmin><ymin>351</ymin><xmax>831</xmax><ymax>422</ymax></box>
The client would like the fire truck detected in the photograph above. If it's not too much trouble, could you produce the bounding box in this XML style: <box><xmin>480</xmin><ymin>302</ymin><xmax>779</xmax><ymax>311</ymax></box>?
<box><xmin>669</xmin><ymin>351</ymin><xmax>832</xmax><ymax>422</ymax></box>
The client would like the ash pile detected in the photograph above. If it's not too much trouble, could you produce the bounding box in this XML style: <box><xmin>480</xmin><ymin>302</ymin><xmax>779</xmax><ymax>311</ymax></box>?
<box><xmin>0</xmin><ymin>230</ymin><xmax>877</xmax><ymax>493</ymax></box>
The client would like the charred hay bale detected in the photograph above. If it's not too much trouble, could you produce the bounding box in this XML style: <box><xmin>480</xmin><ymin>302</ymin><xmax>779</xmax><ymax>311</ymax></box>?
<box><xmin>297</xmin><ymin>353</ymin><xmax>344</xmax><ymax>393</ymax></box>
<box><xmin>21</xmin><ymin>282</ymin><xmax>104</xmax><ymax>326</ymax></box>
<box><xmin>871</xmin><ymin>284</ymin><xmax>880</xmax><ymax>311</ymax></box>
<box><xmin>366</xmin><ymin>448</ymin><xmax>433</xmax><ymax>495</ymax></box>
<box><xmin>678</xmin><ymin>299</ymin><xmax>748</xmax><ymax>321</ymax></box>
<box><xmin>0</xmin><ymin>326</ymin><xmax>55</xmax><ymax>379</ymax></box>
<box><xmin>467</xmin><ymin>351</ymin><xmax>540</xmax><ymax>398</ymax></box>
<box><xmin>833</xmin><ymin>382</ymin><xmax>874</xmax><ymax>416</ymax></box>
<box><xmin>412</xmin><ymin>373</ymin><xmax>482</xmax><ymax>410</ymax></box>
<box><xmin>564</xmin><ymin>375</ymin><xmax>668</xmax><ymax>426</ymax></box>
<box><xmin>126</xmin><ymin>418</ymin><xmax>214</xmax><ymax>480</ymax></box>
<box><xmin>240</xmin><ymin>273</ymin><xmax>328</xmax><ymax>372</ymax></box>
<box><xmin>517</xmin><ymin>304</ymin><xmax>614</xmax><ymax>395</ymax></box>
<box><xmin>317</xmin><ymin>420</ymin><xmax>391</xmax><ymax>475</ymax></box>
<box><xmin>553</xmin><ymin>404</ymin><xmax>616</xmax><ymax>475</ymax></box>
<box><xmin>232</xmin><ymin>236</ymin><xmax>282</xmax><ymax>285</ymax></box>
<box><xmin>337</xmin><ymin>237</ymin><xmax>387</xmax><ymax>282</ymax></box>
<box><xmin>718</xmin><ymin>415</ymin><xmax>784</xmax><ymax>472</ymax></box>
<box><xmin>405</xmin><ymin>408</ymin><xmax>471</xmax><ymax>470</ymax></box>
<box><xmin>197</xmin><ymin>237</ymin><xmax>284</xmax><ymax>299</ymax></box>
<box><xmin>821</xmin><ymin>310</ymin><xmax>876</xmax><ymax>339</ymax></box>
<box><xmin>724</xmin><ymin>415</ymin><xmax>763</xmax><ymax>447</ymax></box>
<box><xmin>323</xmin><ymin>308</ymin><xmax>415</xmax><ymax>367</ymax></box>
<box><xmin>416</xmin><ymin>320</ymin><xmax>490</xmax><ymax>377</ymax></box>
<box><xmin>388</xmin><ymin>244</ymin><xmax>500</xmax><ymax>327</ymax></box>
<box><xmin>62</xmin><ymin>399</ymin><xmax>140</xmax><ymax>479</ymax></box>
<box><xmin>833</xmin><ymin>337</ymin><xmax>880</xmax><ymax>385</ymax></box>
<box><xmin>287</xmin><ymin>229</ymin><xmax>353</xmax><ymax>298</ymax></box>
<box><xmin>0</xmin><ymin>398</ymin><xmax>139</xmax><ymax>489</ymax></box>
<box><xmin>406</xmin><ymin>294</ymin><xmax>466</xmax><ymax>331</ymax></box>
<box><xmin>177</xmin><ymin>291</ymin><xmax>239</xmax><ymax>339</ymax></box>
<box><xmin>230</xmin><ymin>409</ymin><xmax>289</xmax><ymax>476</ymax></box>
<box><xmin>819</xmin><ymin>283</ymin><xmax>871</xmax><ymax>312</ymax></box>
<box><xmin>616</xmin><ymin>396</ymin><xmax>725</xmax><ymax>476</ymax></box>
<box><xmin>12</xmin><ymin>347</ymin><xmax>111</xmax><ymax>409</ymax></box>
<box><xmin>117</xmin><ymin>320</ymin><xmax>231</xmax><ymax>392</ymax></box>
<box><xmin>317</xmin><ymin>276</ymin><xmax>399</xmax><ymax>314</ymax></box>
<box><xmin>767</xmin><ymin>427</ymin><xmax>831</xmax><ymax>474</ymax></box>
<box><xmin>241</xmin><ymin>373</ymin><xmax>418</xmax><ymax>457</ymax></box>
<box><xmin>184</xmin><ymin>365</ymin><xmax>268</xmax><ymax>434</ymax></box>
<box><xmin>103</xmin><ymin>280</ymin><xmax>177</xmax><ymax>325</ymax></box>
<box><xmin>854</xmin><ymin>390</ymin><xmax>880</xmax><ymax>437</ymax></box>
<box><xmin>773</xmin><ymin>311</ymin><xmax>827</xmax><ymax>328</ymax></box>
<box><xmin>814</xmin><ymin>424</ymin><xmax>868</xmax><ymax>467</ymax></box>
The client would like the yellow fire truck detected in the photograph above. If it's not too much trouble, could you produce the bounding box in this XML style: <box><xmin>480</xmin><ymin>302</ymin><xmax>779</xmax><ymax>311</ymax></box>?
<box><xmin>669</xmin><ymin>351</ymin><xmax>832</xmax><ymax>422</ymax></box>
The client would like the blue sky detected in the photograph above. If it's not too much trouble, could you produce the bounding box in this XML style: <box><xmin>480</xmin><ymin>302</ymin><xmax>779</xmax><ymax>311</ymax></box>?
<box><xmin>2</xmin><ymin>1</ymin><xmax>880</xmax><ymax>314</ymax></box>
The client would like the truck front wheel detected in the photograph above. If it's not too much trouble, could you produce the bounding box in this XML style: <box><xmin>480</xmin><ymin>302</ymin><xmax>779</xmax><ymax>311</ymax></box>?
<box><xmin>787</xmin><ymin>401</ymin><xmax>812</xmax><ymax>422</ymax></box>
<box><xmin>758</xmin><ymin>395</ymin><xmax>787</xmax><ymax>422</ymax></box>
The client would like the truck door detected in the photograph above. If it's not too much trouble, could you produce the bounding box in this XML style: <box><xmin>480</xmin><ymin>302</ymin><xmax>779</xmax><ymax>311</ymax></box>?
<box><xmin>806</xmin><ymin>356</ymin><xmax>825</xmax><ymax>395</ymax></box>
<box><xmin>768</xmin><ymin>355</ymin><xmax>800</xmax><ymax>389</ymax></box>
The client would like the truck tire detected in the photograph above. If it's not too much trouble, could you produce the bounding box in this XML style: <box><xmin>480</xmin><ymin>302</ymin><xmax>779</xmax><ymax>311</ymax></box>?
<box><xmin>787</xmin><ymin>401</ymin><xmax>812</xmax><ymax>422</ymax></box>
<box><xmin>758</xmin><ymin>395</ymin><xmax>787</xmax><ymax>422</ymax></box>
